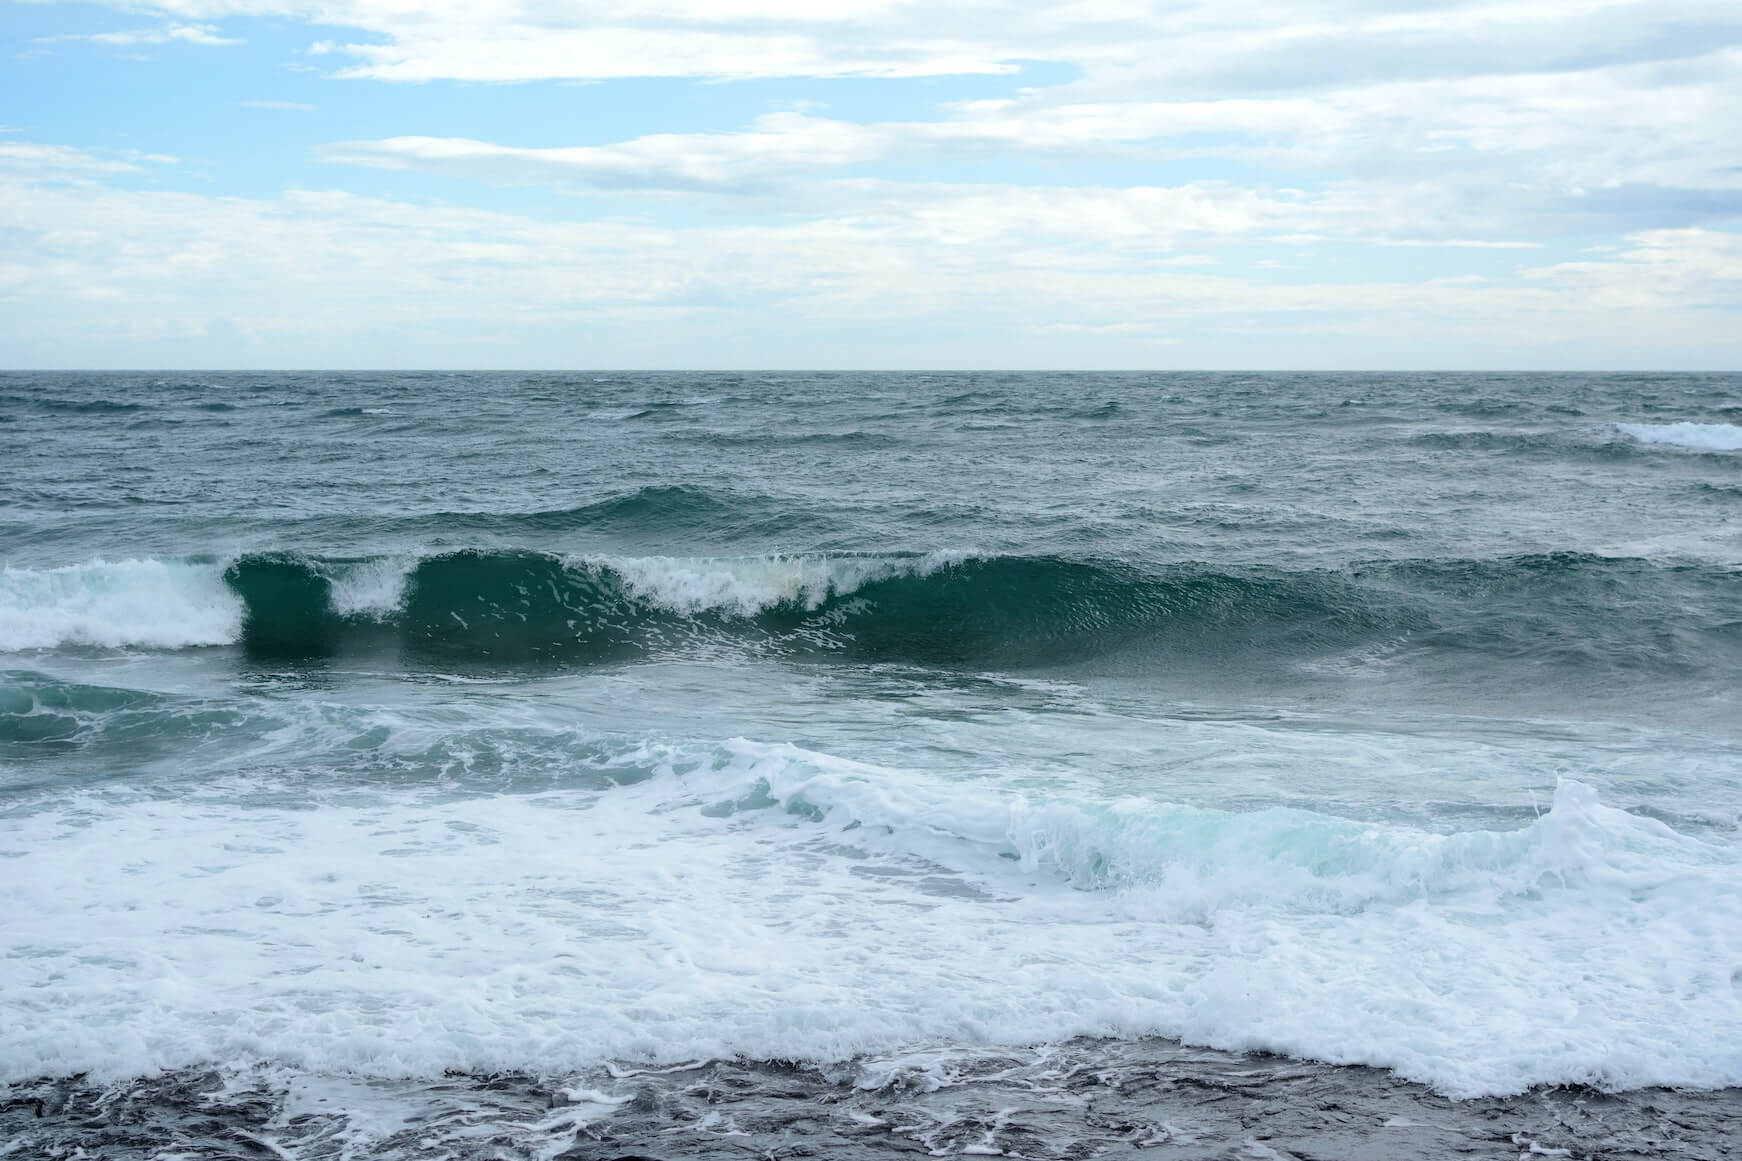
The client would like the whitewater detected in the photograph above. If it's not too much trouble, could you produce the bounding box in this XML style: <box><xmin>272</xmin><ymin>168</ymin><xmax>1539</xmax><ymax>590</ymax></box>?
<box><xmin>3</xmin><ymin>371</ymin><xmax>1741</xmax><ymax>1159</ymax></box>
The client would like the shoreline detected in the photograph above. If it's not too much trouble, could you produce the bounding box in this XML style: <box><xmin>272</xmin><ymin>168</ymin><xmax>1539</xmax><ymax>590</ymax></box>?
<box><xmin>6</xmin><ymin>1038</ymin><xmax>1739</xmax><ymax>1159</ymax></box>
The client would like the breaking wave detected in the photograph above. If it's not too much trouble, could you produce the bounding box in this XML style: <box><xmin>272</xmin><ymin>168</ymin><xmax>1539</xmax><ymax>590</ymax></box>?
<box><xmin>2</xmin><ymin>549</ymin><xmax>1738</xmax><ymax>671</ymax></box>
<box><xmin>1619</xmin><ymin>422</ymin><xmax>1742</xmax><ymax>451</ymax></box>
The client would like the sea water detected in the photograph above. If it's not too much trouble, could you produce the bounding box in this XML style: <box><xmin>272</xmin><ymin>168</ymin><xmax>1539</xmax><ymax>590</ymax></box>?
<box><xmin>2</xmin><ymin>372</ymin><xmax>1739</xmax><ymax>1157</ymax></box>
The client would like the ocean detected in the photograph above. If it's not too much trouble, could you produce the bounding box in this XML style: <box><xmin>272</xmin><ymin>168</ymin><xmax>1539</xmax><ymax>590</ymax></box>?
<box><xmin>2</xmin><ymin>371</ymin><xmax>1740</xmax><ymax>1159</ymax></box>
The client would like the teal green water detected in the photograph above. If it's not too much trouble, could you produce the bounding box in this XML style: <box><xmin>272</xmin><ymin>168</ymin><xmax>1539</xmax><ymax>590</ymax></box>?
<box><xmin>2</xmin><ymin>372</ymin><xmax>1741</xmax><ymax>1125</ymax></box>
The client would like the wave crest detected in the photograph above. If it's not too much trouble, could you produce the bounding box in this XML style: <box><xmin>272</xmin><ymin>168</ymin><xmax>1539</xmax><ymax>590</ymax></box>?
<box><xmin>0</xmin><ymin>558</ymin><xmax>240</xmax><ymax>650</ymax></box>
<box><xmin>3</xmin><ymin>550</ymin><xmax>1738</xmax><ymax>674</ymax></box>
<box><xmin>1618</xmin><ymin>422</ymin><xmax>1742</xmax><ymax>451</ymax></box>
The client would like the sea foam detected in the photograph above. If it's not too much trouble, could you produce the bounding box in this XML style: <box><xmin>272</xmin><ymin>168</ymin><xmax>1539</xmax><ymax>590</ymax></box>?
<box><xmin>0</xmin><ymin>559</ymin><xmax>240</xmax><ymax>650</ymax></box>
<box><xmin>1618</xmin><ymin>422</ymin><xmax>1742</xmax><ymax>451</ymax></box>
<box><xmin>1</xmin><ymin>733</ymin><xmax>1736</xmax><ymax>1100</ymax></box>
<box><xmin>324</xmin><ymin>556</ymin><xmax>415</xmax><ymax>619</ymax></box>
<box><xmin>597</xmin><ymin>551</ymin><xmax>958</xmax><ymax>616</ymax></box>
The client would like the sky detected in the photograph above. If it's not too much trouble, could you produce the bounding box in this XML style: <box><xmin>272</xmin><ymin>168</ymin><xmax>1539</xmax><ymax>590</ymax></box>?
<box><xmin>1</xmin><ymin>0</ymin><xmax>1740</xmax><ymax>369</ymax></box>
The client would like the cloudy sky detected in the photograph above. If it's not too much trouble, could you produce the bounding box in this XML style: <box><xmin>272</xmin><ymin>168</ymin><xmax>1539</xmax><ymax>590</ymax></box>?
<box><xmin>2</xmin><ymin>0</ymin><xmax>1740</xmax><ymax>368</ymax></box>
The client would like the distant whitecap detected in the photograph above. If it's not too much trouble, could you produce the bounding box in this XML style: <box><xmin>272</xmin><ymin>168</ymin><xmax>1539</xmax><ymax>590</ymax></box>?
<box><xmin>1617</xmin><ymin>422</ymin><xmax>1742</xmax><ymax>450</ymax></box>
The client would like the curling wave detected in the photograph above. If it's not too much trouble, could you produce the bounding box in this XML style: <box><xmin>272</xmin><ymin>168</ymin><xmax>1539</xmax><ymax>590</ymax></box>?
<box><xmin>2</xmin><ymin>549</ymin><xmax>1738</xmax><ymax>672</ymax></box>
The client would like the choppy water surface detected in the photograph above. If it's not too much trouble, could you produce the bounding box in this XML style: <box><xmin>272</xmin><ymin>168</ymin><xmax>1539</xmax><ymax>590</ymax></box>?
<box><xmin>3</xmin><ymin>372</ymin><xmax>1740</xmax><ymax>1158</ymax></box>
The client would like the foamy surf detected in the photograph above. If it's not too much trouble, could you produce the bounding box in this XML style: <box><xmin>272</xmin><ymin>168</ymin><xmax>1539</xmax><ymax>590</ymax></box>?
<box><xmin>1618</xmin><ymin>421</ymin><xmax>1742</xmax><ymax>450</ymax></box>
<box><xmin>585</xmin><ymin>550</ymin><xmax>961</xmax><ymax>616</ymax></box>
<box><xmin>2</xmin><ymin>726</ymin><xmax>1737</xmax><ymax>1101</ymax></box>
<box><xmin>0</xmin><ymin>558</ymin><xmax>241</xmax><ymax>650</ymax></box>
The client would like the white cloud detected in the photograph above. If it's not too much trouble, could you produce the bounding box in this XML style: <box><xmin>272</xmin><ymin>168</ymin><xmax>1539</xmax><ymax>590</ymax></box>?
<box><xmin>42</xmin><ymin>23</ymin><xmax>241</xmax><ymax>47</ymax></box>
<box><xmin>38</xmin><ymin>0</ymin><xmax>1741</xmax><ymax>85</ymax></box>
<box><xmin>318</xmin><ymin>118</ymin><xmax>900</xmax><ymax>191</ymax></box>
<box><xmin>322</xmin><ymin>128</ymin><xmax>1547</xmax><ymax>250</ymax></box>
<box><xmin>304</xmin><ymin>20</ymin><xmax>1742</xmax><ymax>237</ymax></box>
<box><xmin>1380</xmin><ymin>240</ymin><xmax>1543</xmax><ymax>249</ymax></box>
<box><xmin>820</xmin><ymin>180</ymin><xmax>1332</xmax><ymax>252</ymax></box>
<box><xmin>315</xmin><ymin>62</ymin><xmax>1737</xmax><ymax>246</ymax></box>
<box><xmin>36</xmin><ymin>3</ymin><xmax>1742</xmax><ymax>247</ymax></box>
<box><xmin>2</xmin><ymin>146</ymin><xmax>1737</xmax><ymax>367</ymax></box>
<box><xmin>1522</xmin><ymin>228</ymin><xmax>1742</xmax><ymax>309</ymax></box>
<box><xmin>0</xmin><ymin>143</ymin><xmax>143</xmax><ymax>177</ymax></box>
<box><xmin>10</xmin><ymin>2</ymin><xmax>1741</xmax><ymax>364</ymax></box>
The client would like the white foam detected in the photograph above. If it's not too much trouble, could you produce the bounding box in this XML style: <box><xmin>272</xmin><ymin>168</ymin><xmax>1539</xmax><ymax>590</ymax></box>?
<box><xmin>671</xmin><ymin>740</ymin><xmax>1735</xmax><ymax>917</ymax></box>
<box><xmin>1617</xmin><ymin>422</ymin><xmax>1742</xmax><ymax>451</ymax></box>
<box><xmin>0</xmin><ymin>552</ymin><xmax>976</xmax><ymax>650</ymax></box>
<box><xmin>325</xmin><ymin>557</ymin><xmax>414</xmax><ymax>619</ymax></box>
<box><xmin>2</xmin><ymin>734</ymin><xmax>1737</xmax><ymax>1100</ymax></box>
<box><xmin>0</xmin><ymin>558</ymin><xmax>241</xmax><ymax>651</ymax></box>
<box><xmin>596</xmin><ymin>552</ymin><xmax>963</xmax><ymax>617</ymax></box>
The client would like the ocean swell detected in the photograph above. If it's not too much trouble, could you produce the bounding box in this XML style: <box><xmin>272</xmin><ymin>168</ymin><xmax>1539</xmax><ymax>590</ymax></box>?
<box><xmin>0</xmin><ymin>551</ymin><xmax>1387</xmax><ymax>663</ymax></box>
